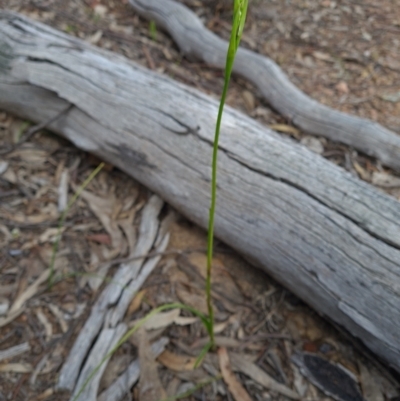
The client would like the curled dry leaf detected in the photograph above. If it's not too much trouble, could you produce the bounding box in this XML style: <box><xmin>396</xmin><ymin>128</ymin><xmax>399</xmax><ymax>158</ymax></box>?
<box><xmin>269</xmin><ymin>123</ymin><xmax>301</xmax><ymax>138</ymax></box>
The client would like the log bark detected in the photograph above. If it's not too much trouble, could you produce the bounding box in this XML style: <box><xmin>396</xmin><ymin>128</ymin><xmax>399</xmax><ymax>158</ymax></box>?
<box><xmin>129</xmin><ymin>0</ymin><xmax>400</xmax><ymax>172</ymax></box>
<box><xmin>1</xmin><ymin>11</ymin><xmax>400</xmax><ymax>373</ymax></box>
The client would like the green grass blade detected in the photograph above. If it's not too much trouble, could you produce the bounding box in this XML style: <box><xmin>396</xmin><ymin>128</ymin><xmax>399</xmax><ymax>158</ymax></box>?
<box><xmin>72</xmin><ymin>303</ymin><xmax>211</xmax><ymax>400</ymax></box>
<box><xmin>206</xmin><ymin>0</ymin><xmax>248</xmax><ymax>349</ymax></box>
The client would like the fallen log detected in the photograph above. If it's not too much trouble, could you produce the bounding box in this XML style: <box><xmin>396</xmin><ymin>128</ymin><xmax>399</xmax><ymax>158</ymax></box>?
<box><xmin>1</xmin><ymin>11</ymin><xmax>400</xmax><ymax>374</ymax></box>
<box><xmin>129</xmin><ymin>0</ymin><xmax>400</xmax><ymax>172</ymax></box>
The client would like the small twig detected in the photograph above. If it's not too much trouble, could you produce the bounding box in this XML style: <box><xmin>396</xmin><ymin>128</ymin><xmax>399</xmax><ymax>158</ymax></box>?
<box><xmin>143</xmin><ymin>45</ymin><xmax>156</xmax><ymax>70</ymax></box>
<box><xmin>0</xmin><ymin>104</ymin><xmax>72</xmax><ymax>156</ymax></box>
<box><xmin>100</xmin><ymin>246</ymin><xmax>207</xmax><ymax>268</ymax></box>
<box><xmin>0</xmin><ymin>189</ymin><xmax>20</xmax><ymax>198</ymax></box>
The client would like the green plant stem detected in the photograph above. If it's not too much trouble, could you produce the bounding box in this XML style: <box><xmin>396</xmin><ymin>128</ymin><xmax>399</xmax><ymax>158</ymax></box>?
<box><xmin>206</xmin><ymin>0</ymin><xmax>247</xmax><ymax>350</ymax></box>
<box><xmin>206</xmin><ymin>69</ymin><xmax>232</xmax><ymax>349</ymax></box>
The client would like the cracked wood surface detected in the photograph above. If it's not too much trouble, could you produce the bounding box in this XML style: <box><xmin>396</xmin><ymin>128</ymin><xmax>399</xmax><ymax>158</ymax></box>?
<box><xmin>129</xmin><ymin>0</ymin><xmax>400</xmax><ymax>172</ymax></box>
<box><xmin>57</xmin><ymin>196</ymin><xmax>165</xmax><ymax>397</ymax></box>
<box><xmin>1</xmin><ymin>12</ymin><xmax>400</xmax><ymax>373</ymax></box>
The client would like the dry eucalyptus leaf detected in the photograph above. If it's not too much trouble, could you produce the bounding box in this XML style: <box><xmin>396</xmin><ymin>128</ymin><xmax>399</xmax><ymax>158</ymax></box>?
<box><xmin>127</xmin><ymin>289</ymin><xmax>147</xmax><ymax>316</ymax></box>
<box><xmin>242</xmin><ymin>90</ymin><xmax>256</xmax><ymax>112</ymax></box>
<box><xmin>269</xmin><ymin>123</ymin><xmax>301</xmax><ymax>138</ymax></box>
<box><xmin>137</xmin><ymin>327</ymin><xmax>166</xmax><ymax>401</ymax></box>
<box><xmin>0</xmin><ymin>363</ymin><xmax>33</xmax><ymax>373</ymax></box>
<box><xmin>158</xmin><ymin>349</ymin><xmax>197</xmax><ymax>372</ymax></box>
<box><xmin>372</xmin><ymin>172</ymin><xmax>400</xmax><ymax>188</ymax></box>
<box><xmin>176</xmin><ymin>285</ymin><xmax>209</xmax><ymax>315</ymax></box>
<box><xmin>300</xmin><ymin>136</ymin><xmax>324</xmax><ymax>154</ymax></box>
<box><xmin>218</xmin><ymin>347</ymin><xmax>253</xmax><ymax>401</ymax></box>
<box><xmin>80</xmin><ymin>189</ymin><xmax>124</xmax><ymax>255</ymax></box>
<box><xmin>142</xmin><ymin>308</ymin><xmax>181</xmax><ymax>330</ymax></box>
<box><xmin>35</xmin><ymin>308</ymin><xmax>53</xmax><ymax>342</ymax></box>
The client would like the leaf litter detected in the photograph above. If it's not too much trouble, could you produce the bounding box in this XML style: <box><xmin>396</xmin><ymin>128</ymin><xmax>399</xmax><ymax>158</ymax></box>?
<box><xmin>1</xmin><ymin>111</ymin><xmax>398</xmax><ymax>401</ymax></box>
<box><xmin>1</xmin><ymin>0</ymin><xmax>400</xmax><ymax>400</ymax></box>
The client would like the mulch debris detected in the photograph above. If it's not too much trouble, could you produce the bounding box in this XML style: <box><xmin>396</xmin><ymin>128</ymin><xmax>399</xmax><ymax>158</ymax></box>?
<box><xmin>1</xmin><ymin>0</ymin><xmax>400</xmax><ymax>400</ymax></box>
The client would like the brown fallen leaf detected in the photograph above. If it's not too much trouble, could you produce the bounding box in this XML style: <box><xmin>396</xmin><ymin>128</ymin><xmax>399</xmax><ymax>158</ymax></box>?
<box><xmin>0</xmin><ymin>363</ymin><xmax>33</xmax><ymax>373</ymax></box>
<box><xmin>35</xmin><ymin>388</ymin><xmax>54</xmax><ymax>401</ymax></box>
<box><xmin>158</xmin><ymin>349</ymin><xmax>197</xmax><ymax>372</ymax></box>
<box><xmin>242</xmin><ymin>90</ymin><xmax>256</xmax><ymax>112</ymax></box>
<box><xmin>175</xmin><ymin>284</ymin><xmax>209</xmax><ymax>315</ymax></box>
<box><xmin>118</xmin><ymin>208</ymin><xmax>138</xmax><ymax>255</ymax></box>
<box><xmin>79</xmin><ymin>188</ymin><xmax>124</xmax><ymax>256</ymax></box>
<box><xmin>86</xmin><ymin>233</ymin><xmax>112</xmax><ymax>245</ymax></box>
<box><xmin>127</xmin><ymin>289</ymin><xmax>147</xmax><ymax>315</ymax></box>
<box><xmin>142</xmin><ymin>309</ymin><xmax>181</xmax><ymax>331</ymax></box>
<box><xmin>137</xmin><ymin>327</ymin><xmax>166</xmax><ymax>401</ymax></box>
<box><xmin>178</xmin><ymin>253</ymin><xmax>244</xmax><ymax>309</ymax></box>
<box><xmin>8</xmin><ymin>268</ymin><xmax>51</xmax><ymax>316</ymax></box>
<box><xmin>269</xmin><ymin>124</ymin><xmax>301</xmax><ymax>138</ymax></box>
<box><xmin>372</xmin><ymin>171</ymin><xmax>400</xmax><ymax>188</ymax></box>
<box><xmin>218</xmin><ymin>347</ymin><xmax>253</xmax><ymax>401</ymax></box>
<box><xmin>336</xmin><ymin>81</ymin><xmax>350</xmax><ymax>94</ymax></box>
<box><xmin>229</xmin><ymin>353</ymin><xmax>299</xmax><ymax>399</ymax></box>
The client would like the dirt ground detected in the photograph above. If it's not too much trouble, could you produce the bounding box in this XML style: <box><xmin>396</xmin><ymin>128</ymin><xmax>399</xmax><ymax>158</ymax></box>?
<box><xmin>1</xmin><ymin>0</ymin><xmax>400</xmax><ymax>400</ymax></box>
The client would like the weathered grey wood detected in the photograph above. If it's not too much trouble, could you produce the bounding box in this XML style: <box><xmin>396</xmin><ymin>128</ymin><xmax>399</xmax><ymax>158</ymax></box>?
<box><xmin>1</xmin><ymin>12</ymin><xmax>400</xmax><ymax>374</ymax></box>
<box><xmin>129</xmin><ymin>0</ymin><xmax>400</xmax><ymax>172</ymax></box>
<box><xmin>97</xmin><ymin>337</ymin><xmax>169</xmax><ymax>401</ymax></box>
<box><xmin>0</xmin><ymin>342</ymin><xmax>30</xmax><ymax>362</ymax></box>
<box><xmin>71</xmin><ymin>323</ymin><xmax>127</xmax><ymax>401</ymax></box>
<box><xmin>70</xmin><ymin>234</ymin><xmax>170</xmax><ymax>401</ymax></box>
<box><xmin>57</xmin><ymin>196</ymin><xmax>164</xmax><ymax>392</ymax></box>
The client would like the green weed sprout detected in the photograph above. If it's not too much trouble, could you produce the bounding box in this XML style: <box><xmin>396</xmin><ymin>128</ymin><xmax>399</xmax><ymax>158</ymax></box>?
<box><xmin>72</xmin><ymin>1</ymin><xmax>248</xmax><ymax>398</ymax></box>
<box><xmin>149</xmin><ymin>20</ymin><xmax>157</xmax><ymax>41</ymax></box>
<box><xmin>206</xmin><ymin>0</ymin><xmax>248</xmax><ymax>349</ymax></box>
